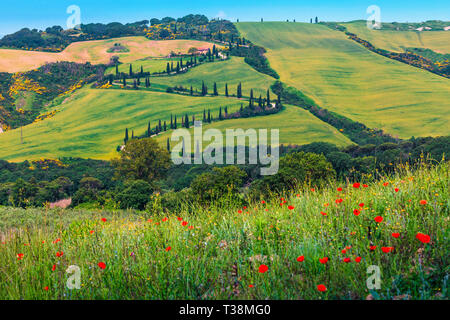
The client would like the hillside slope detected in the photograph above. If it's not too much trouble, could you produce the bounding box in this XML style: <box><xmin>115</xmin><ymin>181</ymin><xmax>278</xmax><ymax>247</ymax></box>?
<box><xmin>0</xmin><ymin>37</ymin><xmax>216</xmax><ymax>73</ymax></box>
<box><xmin>342</xmin><ymin>21</ymin><xmax>450</xmax><ymax>53</ymax></box>
<box><xmin>236</xmin><ymin>22</ymin><xmax>450</xmax><ymax>138</ymax></box>
<box><xmin>0</xmin><ymin>87</ymin><xmax>352</xmax><ymax>162</ymax></box>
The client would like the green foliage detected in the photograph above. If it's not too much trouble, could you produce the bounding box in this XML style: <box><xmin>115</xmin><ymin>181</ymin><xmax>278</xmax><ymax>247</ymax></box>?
<box><xmin>190</xmin><ymin>166</ymin><xmax>247</xmax><ymax>205</ymax></box>
<box><xmin>251</xmin><ymin>152</ymin><xmax>336</xmax><ymax>197</ymax></box>
<box><xmin>112</xmin><ymin>138</ymin><xmax>171</xmax><ymax>183</ymax></box>
<box><xmin>116</xmin><ymin>180</ymin><xmax>154</xmax><ymax>210</ymax></box>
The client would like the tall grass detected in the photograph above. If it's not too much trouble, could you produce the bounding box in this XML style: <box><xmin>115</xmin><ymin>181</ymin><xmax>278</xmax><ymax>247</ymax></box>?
<box><xmin>0</xmin><ymin>162</ymin><xmax>448</xmax><ymax>300</ymax></box>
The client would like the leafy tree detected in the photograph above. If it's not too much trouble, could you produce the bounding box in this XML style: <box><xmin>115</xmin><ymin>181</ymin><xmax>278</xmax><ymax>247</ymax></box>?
<box><xmin>190</xmin><ymin>166</ymin><xmax>247</xmax><ymax>204</ymax></box>
<box><xmin>112</xmin><ymin>138</ymin><xmax>171</xmax><ymax>183</ymax></box>
<box><xmin>117</xmin><ymin>180</ymin><xmax>153</xmax><ymax>210</ymax></box>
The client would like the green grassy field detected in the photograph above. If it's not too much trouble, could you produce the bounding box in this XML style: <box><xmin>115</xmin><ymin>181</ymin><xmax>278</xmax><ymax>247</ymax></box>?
<box><xmin>150</xmin><ymin>57</ymin><xmax>275</xmax><ymax>98</ymax></box>
<box><xmin>105</xmin><ymin>57</ymin><xmax>189</xmax><ymax>75</ymax></box>
<box><xmin>0</xmin><ymin>87</ymin><xmax>351</xmax><ymax>162</ymax></box>
<box><xmin>236</xmin><ymin>22</ymin><xmax>450</xmax><ymax>139</ymax></box>
<box><xmin>342</xmin><ymin>21</ymin><xmax>450</xmax><ymax>54</ymax></box>
<box><xmin>0</xmin><ymin>162</ymin><xmax>447</xmax><ymax>299</ymax></box>
<box><xmin>156</xmin><ymin>104</ymin><xmax>352</xmax><ymax>148</ymax></box>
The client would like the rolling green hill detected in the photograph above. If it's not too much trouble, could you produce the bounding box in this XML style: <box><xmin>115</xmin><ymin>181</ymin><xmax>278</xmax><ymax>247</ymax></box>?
<box><xmin>236</xmin><ymin>22</ymin><xmax>450</xmax><ymax>138</ymax></box>
<box><xmin>156</xmin><ymin>104</ymin><xmax>352</xmax><ymax>148</ymax></box>
<box><xmin>0</xmin><ymin>87</ymin><xmax>351</xmax><ymax>162</ymax></box>
<box><xmin>150</xmin><ymin>57</ymin><xmax>275</xmax><ymax>97</ymax></box>
<box><xmin>342</xmin><ymin>21</ymin><xmax>450</xmax><ymax>54</ymax></box>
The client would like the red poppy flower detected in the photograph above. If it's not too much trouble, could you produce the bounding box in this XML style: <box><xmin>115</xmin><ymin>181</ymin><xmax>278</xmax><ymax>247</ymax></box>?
<box><xmin>258</xmin><ymin>264</ymin><xmax>269</xmax><ymax>273</ymax></box>
<box><xmin>343</xmin><ymin>257</ymin><xmax>351</xmax><ymax>263</ymax></box>
<box><xmin>394</xmin><ymin>188</ymin><xmax>399</xmax><ymax>193</ymax></box>
<box><xmin>419</xmin><ymin>200</ymin><xmax>427</xmax><ymax>205</ymax></box>
<box><xmin>177</xmin><ymin>217</ymin><xmax>183</xmax><ymax>221</ymax></box>
<box><xmin>311</xmin><ymin>188</ymin><xmax>315</xmax><ymax>192</ymax></box>
<box><xmin>363</xmin><ymin>184</ymin><xmax>369</xmax><ymax>188</ymax></box>
<box><xmin>355</xmin><ymin>257</ymin><xmax>362</xmax><ymax>263</ymax></box>
<box><xmin>320</xmin><ymin>211</ymin><xmax>327</xmax><ymax>216</ymax></box>
<box><xmin>249</xmin><ymin>284</ymin><xmax>254</xmax><ymax>288</ymax></box>
<box><xmin>341</xmin><ymin>249</ymin><xmax>347</xmax><ymax>254</ymax></box>
<box><xmin>162</xmin><ymin>217</ymin><xmax>168</xmax><ymax>222</ymax></box>
<box><xmin>243</xmin><ymin>206</ymin><xmax>247</xmax><ymax>210</ymax></box>
<box><xmin>337</xmin><ymin>187</ymin><xmax>343</xmax><ymax>192</ymax></box>
<box><xmin>261</xmin><ymin>200</ymin><xmax>265</xmax><ymax>204</ymax></box>
<box><xmin>335</xmin><ymin>198</ymin><xmax>343</xmax><ymax>204</ymax></box>
<box><xmin>383</xmin><ymin>182</ymin><xmax>389</xmax><ymax>187</ymax></box>
<box><xmin>374</xmin><ymin>216</ymin><xmax>383</xmax><ymax>223</ymax></box>
<box><xmin>317</xmin><ymin>284</ymin><xmax>327</xmax><ymax>292</ymax></box>
<box><xmin>353</xmin><ymin>183</ymin><xmax>360</xmax><ymax>189</ymax></box>
<box><xmin>188</xmin><ymin>226</ymin><xmax>194</xmax><ymax>230</ymax></box>
<box><xmin>359</xmin><ymin>203</ymin><xmax>365</xmax><ymax>208</ymax></box>
<box><xmin>89</xmin><ymin>230</ymin><xmax>95</xmax><ymax>234</ymax></box>
<box><xmin>353</xmin><ymin>209</ymin><xmax>361</xmax><ymax>216</ymax></box>
<box><xmin>101</xmin><ymin>218</ymin><xmax>107</xmax><ymax>222</ymax></box>
<box><xmin>381</xmin><ymin>247</ymin><xmax>394</xmax><ymax>253</ymax></box>
<box><xmin>238</xmin><ymin>210</ymin><xmax>243</xmax><ymax>214</ymax></box>
<box><xmin>56</xmin><ymin>251</ymin><xmax>64</xmax><ymax>257</ymax></box>
<box><xmin>369</xmin><ymin>246</ymin><xmax>377</xmax><ymax>251</ymax></box>
<box><xmin>44</xmin><ymin>286</ymin><xmax>49</xmax><ymax>291</ymax></box>
<box><xmin>288</xmin><ymin>206</ymin><xmax>294</xmax><ymax>210</ymax></box>
<box><xmin>16</xmin><ymin>253</ymin><xmax>24</xmax><ymax>260</ymax></box>
<box><xmin>166</xmin><ymin>246</ymin><xmax>172</xmax><ymax>252</ymax></box>
<box><xmin>297</xmin><ymin>256</ymin><xmax>305</xmax><ymax>262</ymax></box>
<box><xmin>416</xmin><ymin>233</ymin><xmax>431</xmax><ymax>244</ymax></box>
<box><xmin>52</xmin><ymin>264</ymin><xmax>56</xmax><ymax>271</ymax></box>
<box><xmin>392</xmin><ymin>233</ymin><xmax>400</xmax><ymax>238</ymax></box>
<box><xmin>98</xmin><ymin>262</ymin><xmax>106</xmax><ymax>269</ymax></box>
<box><xmin>182</xmin><ymin>221</ymin><xmax>188</xmax><ymax>226</ymax></box>
<box><xmin>319</xmin><ymin>257</ymin><xmax>329</xmax><ymax>264</ymax></box>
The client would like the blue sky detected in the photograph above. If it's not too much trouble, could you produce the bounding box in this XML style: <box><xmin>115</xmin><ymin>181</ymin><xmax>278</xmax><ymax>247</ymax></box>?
<box><xmin>0</xmin><ymin>0</ymin><xmax>448</xmax><ymax>36</ymax></box>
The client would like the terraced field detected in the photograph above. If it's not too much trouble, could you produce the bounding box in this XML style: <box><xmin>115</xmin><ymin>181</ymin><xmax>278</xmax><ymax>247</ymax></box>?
<box><xmin>0</xmin><ymin>37</ymin><xmax>216</xmax><ymax>73</ymax></box>
<box><xmin>342</xmin><ymin>21</ymin><xmax>450</xmax><ymax>53</ymax></box>
<box><xmin>237</xmin><ymin>22</ymin><xmax>450</xmax><ymax>138</ymax></box>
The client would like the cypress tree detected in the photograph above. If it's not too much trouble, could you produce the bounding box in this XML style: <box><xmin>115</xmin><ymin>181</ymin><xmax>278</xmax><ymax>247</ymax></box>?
<box><xmin>115</xmin><ymin>64</ymin><xmax>119</xmax><ymax>76</ymax></box>
<box><xmin>224</xmin><ymin>106</ymin><xmax>228</xmax><ymax>116</ymax></box>
<box><xmin>174</xmin><ymin>115</ymin><xmax>177</xmax><ymax>129</ymax></box>
<box><xmin>124</xmin><ymin>128</ymin><xmax>129</xmax><ymax>144</ymax></box>
<box><xmin>237</xmin><ymin>82</ymin><xmax>242</xmax><ymax>99</ymax></box>
<box><xmin>267</xmin><ymin>89</ymin><xmax>271</xmax><ymax>106</ymax></box>
<box><xmin>167</xmin><ymin>138</ymin><xmax>170</xmax><ymax>152</ymax></box>
<box><xmin>185</xmin><ymin>114</ymin><xmax>190</xmax><ymax>128</ymax></box>
<box><xmin>164</xmin><ymin>121</ymin><xmax>167</xmax><ymax>131</ymax></box>
<box><xmin>225</xmin><ymin>83</ymin><xmax>229</xmax><ymax>97</ymax></box>
<box><xmin>122</xmin><ymin>75</ymin><xmax>127</xmax><ymax>86</ymax></box>
<box><xmin>219</xmin><ymin>107</ymin><xmax>223</xmax><ymax>120</ymax></box>
<box><xmin>207</xmin><ymin>109</ymin><xmax>211</xmax><ymax>123</ymax></box>
<box><xmin>176</xmin><ymin>62</ymin><xmax>180</xmax><ymax>73</ymax></box>
<box><xmin>158</xmin><ymin>120</ymin><xmax>162</xmax><ymax>132</ymax></box>
<box><xmin>203</xmin><ymin>109</ymin><xmax>206</xmax><ymax>122</ymax></box>
<box><xmin>170</xmin><ymin>114</ymin><xmax>173</xmax><ymax>129</ymax></box>
<box><xmin>190</xmin><ymin>86</ymin><xmax>193</xmax><ymax>96</ymax></box>
<box><xmin>129</xmin><ymin>64</ymin><xmax>133</xmax><ymax>77</ymax></box>
<box><xmin>140</xmin><ymin>66</ymin><xmax>144</xmax><ymax>75</ymax></box>
<box><xmin>147</xmin><ymin>122</ymin><xmax>151</xmax><ymax>137</ymax></box>
<box><xmin>108</xmin><ymin>74</ymin><xmax>113</xmax><ymax>85</ymax></box>
<box><xmin>213</xmin><ymin>82</ymin><xmax>218</xmax><ymax>96</ymax></box>
<box><xmin>166</xmin><ymin>62</ymin><xmax>170</xmax><ymax>74</ymax></box>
